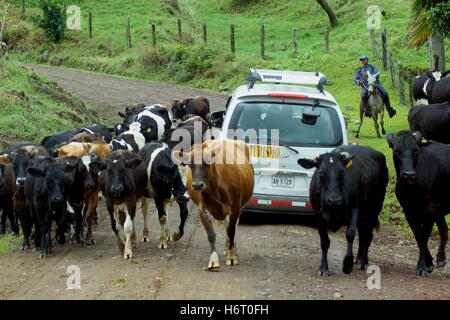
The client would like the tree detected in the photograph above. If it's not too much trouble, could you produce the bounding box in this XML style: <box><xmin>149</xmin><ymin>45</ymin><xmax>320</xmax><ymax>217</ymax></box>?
<box><xmin>316</xmin><ymin>0</ymin><xmax>338</xmax><ymax>28</ymax></box>
<box><xmin>408</xmin><ymin>0</ymin><xmax>448</xmax><ymax>71</ymax></box>
<box><xmin>38</xmin><ymin>0</ymin><xmax>66</xmax><ymax>43</ymax></box>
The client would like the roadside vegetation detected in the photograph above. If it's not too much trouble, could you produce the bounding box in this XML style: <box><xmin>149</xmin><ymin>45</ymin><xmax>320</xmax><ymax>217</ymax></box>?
<box><xmin>1</xmin><ymin>0</ymin><xmax>449</xmax><ymax>235</ymax></box>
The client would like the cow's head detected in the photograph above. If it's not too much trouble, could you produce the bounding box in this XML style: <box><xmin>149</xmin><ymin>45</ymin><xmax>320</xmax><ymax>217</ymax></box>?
<box><xmin>387</xmin><ymin>131</ymin><xmax>422</xmax><ymax>184</ymax></box>
<box><xmin>173</xmin><ymin>142</ymin><xmax>218</xmax><ymax>192</ymax></box>
<box><xmin>171</xmin><ymin>100</ymin><xmax>185</xmax><ymax>122</ymax></box>
<box><xmin>138</xmin><ymin>116</ymin><xmax>159</xmax><ymax>142</ymax></box>
<box><xmin>118</xmin><ymin>104</ymin><xmax>145</xmax><ymax>124</ymax></box>
<box><xmin>28</xmin><ymin>159</ymin><xmax>76</xmax><ymax>205</ymax></box>
<box><xmin>0</xmin><ymin>148</ymin><xmax>40</xmax><ymax>186</ymax></box>
<box><xmin>298</xmin><ymin>151</ymin><xmax>354</xmax><ymax>208</ymax></box>
<box><xmin>61</xmin><ymin>156</ymin><xmax>96</xmax><ymax>190</ymax></box>
<box><xmin>95</xmin><ymin>153</ymin><xmax>141</xmax><ymax>197</ymax></box>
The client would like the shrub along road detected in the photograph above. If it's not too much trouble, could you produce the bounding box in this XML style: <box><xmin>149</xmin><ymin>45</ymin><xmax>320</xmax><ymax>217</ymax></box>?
<box><xmin>0</xmin><ymin>64</ymin><xmax>448</xmax><ymax>300</ymax></box>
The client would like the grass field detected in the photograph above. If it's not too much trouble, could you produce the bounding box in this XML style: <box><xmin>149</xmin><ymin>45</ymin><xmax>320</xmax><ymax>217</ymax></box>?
<box><xmin>2</xmin><ymin>0</ymin><xmax>450</xmax><ymax>235</ymax></box>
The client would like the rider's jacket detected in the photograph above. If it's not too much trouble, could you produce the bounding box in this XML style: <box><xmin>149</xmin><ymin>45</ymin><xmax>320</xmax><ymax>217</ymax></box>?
<box><xmin>354</xmin><ymin>64</ymin><xmax>380</xmax><ymax>87</ymax></box>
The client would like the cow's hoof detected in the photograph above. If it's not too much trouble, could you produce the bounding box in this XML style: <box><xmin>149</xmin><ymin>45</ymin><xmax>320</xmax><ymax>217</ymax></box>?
<box><xmin>141</xmin><ymin>235</ymin><xmax>150</xmax><ymax>243</ymax></box>
<box><xmin>415</xmin><ymin>268</ymin><xmax>429</xmax><ymax>277</ymax></box>
<box><xmin>172</xmin><ymin>231</ymin><xmax>182</xmax><ymax>242</ymax></box>
<box><xmin>86</xmin><ymin>239</ymin><xmax>96</xmax><ymax>245</ymax></box>
<box><xmin>159</xmin><ymin>239</ymin><xmax>168</xmax><ymax>249</ymax></box>
<box><xmin>425</xmin><ymin>264</ymin><xmax>434</xmax><ymax>273</ymax></box>
<box><xmin>343</xmin><ymin>256</ymin><xmax>354</xmax><ymax>274</ymax></box>
<box><xmin>124</xmin><ymin>249</ymin><xmax>133</xmax><ymax>259</ymax></box>
<box><xmin>208</xmin><ymin>252</ymin><xmax>220</xmax><ymax>269</ymax></box>
<box><xmin>39</xmin><ymin>252</ymin><xmax>48</xmax><ymax>259</ymax></box>
<box><xmin>317</xmin><ymin>270</ymin><xmax>329</xmax><ymax>277</ymax></box>
<box><xmin>355</xmin><ymin>259</ymin><xmax>368</xmax><ymax>270</ymax></box>
<box><xmin>436</xmin><ymin>260</ymin><xmax>446</xmax><ymax>268</ymax></box>
<box><xmin>226</xmin><ymin>256</ymin><xmax>238</xmax><ymax>266</ymax></box>
<box><xmin>20</xmin><ymin>245</ymin><xmax>30</xmax><ymax>251</ymax></box>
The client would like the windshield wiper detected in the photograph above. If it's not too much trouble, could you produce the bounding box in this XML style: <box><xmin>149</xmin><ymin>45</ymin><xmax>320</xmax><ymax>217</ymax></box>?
<box><xmin>278</xmin><ymin>142</ymin><xmax>299</xmax><ymax>154</ymax></box>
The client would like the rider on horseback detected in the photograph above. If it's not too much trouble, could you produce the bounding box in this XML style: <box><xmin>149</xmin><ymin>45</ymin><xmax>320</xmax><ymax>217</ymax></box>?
<box><xmin>354</xmin><ymin>55</ymin><xmax>396</xmax><ymax>118</ymax></box>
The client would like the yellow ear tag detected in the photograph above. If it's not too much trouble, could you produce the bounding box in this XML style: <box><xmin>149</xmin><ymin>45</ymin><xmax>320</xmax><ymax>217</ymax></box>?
<box><xmin>346</xmin><ymin>159</ymin><xmax>353</xmax><ymax>168</ymax></box>
<box><xmin>146</xmin><ymin>128</ymin><xmax>152</xmax><ymax>132</ymax></box>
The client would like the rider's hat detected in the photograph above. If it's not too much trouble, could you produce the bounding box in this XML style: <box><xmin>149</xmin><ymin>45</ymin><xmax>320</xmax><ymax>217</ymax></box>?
<box><xmin>359</xmin><ymin>55</ymin><xmax>369</xmax><ymax>61</ymax></box>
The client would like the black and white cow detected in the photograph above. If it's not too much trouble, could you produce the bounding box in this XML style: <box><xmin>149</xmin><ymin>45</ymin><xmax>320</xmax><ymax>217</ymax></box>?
<box><xmin>387</xmin><ymin>131</ymin><xmax>450</xmax><ymax>276</ymax></box>
<box><xmin>24</xmin><ymin>156</ymin><xmax>76</xmax><ymax>258</ymax></box>
<box><xmin>408</xmin><ymin>102</ymin><xmax>450</xmax><ymax>144</ymax></box>
<box><xmin>79</xmin><ymin>124</ymin><xmax>114</xmax><ymax>143</ymax></box>
<box><xmin>298</xmin><ymin>145</ymin><xmax>388</xmax><ymax>276</ymax></box>
<box><xmin>95</xmin><ymin>150</ymin><xmax>148</xmax><ymax>259</ymax></box>
<box><xmin>137</xmin><ymin>104</ymin><xmax>173</xmax><ymax>142</ymax></box>
<box><xmin>115</xmin><ymin>104</ymin><xmax>146</xmax><ymax>136</ymax></box>
<box><xmin>138</xmin><ymin>142</ymin><xmax>189</xmax><ymax>248</ymax></box>
<box><xmin>413</xmin><ymin>70</ymin><xmax>450</xmax><ymax>104</ymax></box>
<box><xmin>110</xmin><ymin>122</ymin><xmax>146</xmax><ymax>153</ymax></box>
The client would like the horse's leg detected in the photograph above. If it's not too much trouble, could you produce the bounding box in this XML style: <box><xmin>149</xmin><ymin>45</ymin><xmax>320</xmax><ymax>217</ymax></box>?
<box><xmin>355</xmin><ymin>104</ymin><xmax>364</xmax><ymax>138</ymax></box>
<box><xmin>380</xmin><ymin>106</ymin><xmax>386</xmax><ymax>135</ymax></box>
<box><xmin>372</xmin><ymin>112</ymin><xmax>381</xmax><ymax>139</ymax></box>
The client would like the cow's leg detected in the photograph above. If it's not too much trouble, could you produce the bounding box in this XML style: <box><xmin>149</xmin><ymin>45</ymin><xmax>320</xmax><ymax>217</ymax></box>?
<box><xmin>380</xmin><ymin>108</ymin><xmax>386</xmax><ymax>135</ymax></box>
<box><xmin>435</xmin><ymin>215</ymin><xmax>448</xmax><ymax>268</ymax></box>
<box><xmin>155</xmin><ymin>197</ymin><xmax>171</xmax><ymax>249</ymax></box>
<box><xmin>343</xmin><ymin>209</ymin><xmax>358</xmax><ymax>274</ymax></box>
<box><xmin>107</xmin><ymin>201</ymin><xmax>124</xmax><ymax>253</ymax></box>
<box><xmin>355</xmin><ymin>224</ymin><xmax>373</xmax><ymax>270</ymax></box>
<box><xmin>84</xmin><ymin>193</ymin><xmax>99</xmax><ymax>245</ymax></box>
<box><xmin>355</xmin><ymin>105</ymin><xmax>364</xmax><ymax>138</ymax></box>
<box><xmin>372</xmin><ymin>112</ymin><xmax>381</xmax><ymax>139</ymax></box>
<box><xmin>2</xmin><ymin>200</ymin><xmax>19</xmax><ymax>235</ymax></box>
<box><xmin>172</xmin><ymin>199</ymin><xmax>188</xmax><ymax>241</ymax></box>
<box><xmin>0</xmin><ymin>207</ymin><xmax>6</xmax><ymax>235</ymax></box>
<box><xmin>123</xmin><ymin>200</ymin><xmax>136</xmax><ymax>259</ymax></box>
<box><xmin>226</xmin><ymin>210</ymin><xmax>240</xmax><ymax>266</ymax></box>
<box><xmin>416</xmin><ymin>218</ymin><xmax>434</xmax><ymax>276</ymax></box>
<box><xmin>19</xmin><ymin>207</ymin><xmax>32</xmax><ymax>250</ymax></box>
<box><xmin>141</xmin><ymin>198</ymin><xmax>150</xmax><ymax>242</ymax></box>
<box><xmin>405</xmin><ymin>212</ymin><xmax>433</xmax><ymax>274</ymax></box>
<box><xmin>54</xmin><ymin>204</ymin><xmax>68</xmax><ymax>245</ymax></box>
<box><xmin>72</xmin><ymin>204</ymin><xmax>85</xmax><ymax>246</ymax></box>
<box><xmin>38</xmin><ymin>211</ymin><xmax>51</xmax><ymax>258</ymax></box>
<box><xmin>317</xmin><ymin>217</ymin><xmax>330</xmax><ymax>276</ymax></box>
<box><xmin>199</xmin><ymin>207</ymin><xmax>219</xmax><ymax>269</ymax></box>
<box><xmin>223</xmin><ymin>215</ymin><xmax>230</xmax><ymax>256</ymax></box>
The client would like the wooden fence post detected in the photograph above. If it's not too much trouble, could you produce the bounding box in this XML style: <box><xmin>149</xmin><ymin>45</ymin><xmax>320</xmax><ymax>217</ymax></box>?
<box><xmin>126</xmin><ymin>18</ymin><xmax>131</xmax><ymax>48</ymax></box>
<box><xmin>22</xmin><ymin>0</ymin><xmax>26</xmax><ymax>15</ymax></box>
<box><xmin>324</xmin><ymin>28</ymin><xmax>329</xmax><ymax>54</ymax></box>
<box><xmin>388</xmin><ymin>51</ymin><xmax>396</xmax><ymax>88</ymax></box>
<box><xmin>407</xmin><ymin>67</ymin><xmax>414</xmax><ymax>106</ymax></box>
<box><xmin>292</xmin><ymin>28</ymin><xmax>298</xmax><ymax>55</ymax></box>
<box><xmin>202</xmin><ymin>23</ymin><xmax>207</xmax><ymax>44</ymax></box>
<box><xmin>177</xmin><ymin>19</ymin><xmax>182</xmax><ymax>41</ymax></box>
<box><xmin>88</xmin><ymin>12</ymin><xmax>93</xmax><ymax>39</ymax></box>
<box><xmin>230</xmin><ymin>24</ymin><xmax>235</xmax><ymax>54</ymax></box>
<box><xmin>260</xmin><ymin>24</ymin><xmax>265</xmax><ymax>59</ymax></box>
<box><xmin>398</xmin><ymin>61</ymin><xmax>405</xmax><ymax>105</ymax></box>
<box><xmin>369</xmin><ymin>28</ymin><xmax>378</xmax><ymax>59</ymax></box>
<box><xmin>381</xmin><ymin>27</ymin><xmax>387</xmax><ymax>70</ymax></box>
<box><xmin>151</xmin><ymin>23</ymin><xmax>156</xmax><ymax>48</ymax></box>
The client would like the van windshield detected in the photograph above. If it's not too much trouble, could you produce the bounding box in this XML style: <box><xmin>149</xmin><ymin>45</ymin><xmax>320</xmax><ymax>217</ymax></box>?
<box><xmin>227</xmin><ymin>101</ymin><xmax>343</xmax><ymax>147</ymax></box>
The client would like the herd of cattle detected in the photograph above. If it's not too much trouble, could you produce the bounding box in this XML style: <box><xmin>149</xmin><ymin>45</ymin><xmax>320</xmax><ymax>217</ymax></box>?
<box><xmin>0</xmin><ymin>70</ymin><xmax>449</xmax><ymax>277</ymax></box>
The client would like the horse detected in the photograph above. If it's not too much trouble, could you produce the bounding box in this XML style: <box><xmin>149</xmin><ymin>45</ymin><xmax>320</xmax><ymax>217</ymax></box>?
<box><xmin>356</xmin><ymin>71</ymin><xmax>386</xmax><ymax>139</ymax></box>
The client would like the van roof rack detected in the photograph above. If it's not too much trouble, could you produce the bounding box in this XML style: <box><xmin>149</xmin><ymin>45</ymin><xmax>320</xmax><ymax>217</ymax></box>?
<box><xmin>245</xmin><ymin>68</ymin><xmax>332</xmax><ymax>93</ymax></box>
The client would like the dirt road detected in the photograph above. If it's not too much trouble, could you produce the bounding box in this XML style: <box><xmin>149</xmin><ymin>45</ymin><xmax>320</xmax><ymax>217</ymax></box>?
<box><xmin>0</xmin><ymin>65</ymin><xmax>448</xmax><ymax>300</ymax></box>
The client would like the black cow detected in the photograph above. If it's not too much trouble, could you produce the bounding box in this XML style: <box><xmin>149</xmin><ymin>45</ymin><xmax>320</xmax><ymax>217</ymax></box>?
<box><xmin>118</xmin><ymin>104</ymin><xmax>146</xmax><ymax>124</ymax></box>
<box><xmin>138</xmin><ymin>142</ymin><xmax>189</xmax><ymax>248</ymax></box>
<box><xmin>413</xmin><ymin>70</ymin><xmax>450</xmax><ymax>104</ymax></box>
<box><xmin>0</xmin><ymin>145</ymin><xmax>48</xmax><ymax>240</ymax></box>
<box><xmin>171</xmin><ymin>96</ymin><xmax>210</xmax><ymax>123</ymax></box>
<box><xmin>95</xmin><ymin>150</ymin><xmax>147</xmax><ymax>259</ymax></box>
<box><xmin>24</xmin><ymin>156</ymin><xmax>75</xmax><ymax>258</ymax></box>
<box><xmin>137</xmin><ymin>104</ymin><xmax>173</xmax><ymax>142</ymax></box>
<box><xmin>40</xmin><ymin>130</ymin><xmax>79</xmax><ymax>156</ymax></box>
<box><xmin>408</xmin><ymin>102</ymin><xmax>450</xmax><ymax>144</ymax></box>
<box><xmin>60</xmin><ymin>156</ymin><xmax>96</xmax><ymax>245</ymax></box>
<box><xmin>387</xmin><ymin>131</ymin><xmax>450</xmax><ymax>276</ymax></box>
<box><xmin>298</xmin><ymin>145</ymin><xmax>388</xmax><ymax>276</ymax></box>
<box><xmin>160</xmin><ymin>116</ymin><xmax>209</xmax><ymax>151</ymax></box>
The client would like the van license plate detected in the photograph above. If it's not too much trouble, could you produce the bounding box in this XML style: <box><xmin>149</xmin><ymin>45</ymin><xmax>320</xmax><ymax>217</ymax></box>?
<box><xmin>272</xmin><ymin>175</ymin><xmax>294</xmax><ymax>188</ymax></box>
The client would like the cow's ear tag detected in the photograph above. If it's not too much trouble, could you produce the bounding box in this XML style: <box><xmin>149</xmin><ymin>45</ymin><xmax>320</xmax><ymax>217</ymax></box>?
<box><xmin>345</xmin><ymin>159</ymin><xmax>353</xmax><ymax>168</ymax></box>
<box><xmin>146</xmin><ymin>128</ymin><xmax>152</xmax><ymax>132</ymax></box>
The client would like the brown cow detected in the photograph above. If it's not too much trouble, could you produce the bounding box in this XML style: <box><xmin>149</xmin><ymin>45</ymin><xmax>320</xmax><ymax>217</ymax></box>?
<box><xmin>175</xmin><ymin>139</ymin><xmax>254</xmax><ymax>269</ymax></box>
<box><xmin>58</xmin><ymin>141</ymin><xmax>112</xmax><ymax>159</ymax></box>
<box><xmin>171</xmin><ymin>96</ymin><xmax>210</xmax><ymax>123</ymax></box>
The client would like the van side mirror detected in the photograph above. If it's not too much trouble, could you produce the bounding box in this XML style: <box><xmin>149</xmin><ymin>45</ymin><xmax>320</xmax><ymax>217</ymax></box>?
<box><xmin>209</xmin><ymin>110</ymin><xmax>225</xmax><ymax>128</ymax></box>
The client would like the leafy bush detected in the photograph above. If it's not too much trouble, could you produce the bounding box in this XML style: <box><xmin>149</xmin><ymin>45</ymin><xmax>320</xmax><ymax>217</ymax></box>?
<box><xmin>38</xmin><ymin>0</ymin><xmax>65</xmax><ymax>43</ymax></box>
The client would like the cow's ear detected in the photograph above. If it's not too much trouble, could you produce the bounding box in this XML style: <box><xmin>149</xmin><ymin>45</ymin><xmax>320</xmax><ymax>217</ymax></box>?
<box><xmin>83</xmin><ymin>135</ymin><xmax>92</xmax><ymax>143</ymax></box>
<box><xmin>0</xmin><ymin>155</ymin><xmax>11</xmax><ymax>164</ymax></box>
<box><xmin>339</xmin><ymin>152</ymin><xmax>354</xmax><ymax>167</ymax></box>
<box><xmin>297</xmin><ymin>158</ymin><xmax>318</xmax><ymax>169</ymax></box>
<box><xmin>28</xmin><ymin>167</ymin><xmax>45</xmax><ymax>177</ymax></box>
<box><xmin>386</xmin><ymin>133</ymin><xmax>395</xmax><ymax>148</ymax></box>
<box><xmin>83</xmin><ymin>143</ymin><xmax>91</xmax><ymax>153</ymax></box>
<box><xmin>125</xmin><ymin>158</ymin><xmax>141</xmax><ymax>169</ymax></box>
<box><xmin>412</xmin><ymin>131</ymin><xmax>423</xmax><ymax>143</ymax></box>
<box><xmin>89</xmin><ymin>160</ymin><xmax>106</xmax><ymax>173</ymax></box>
<box><xmin>172</xmin><ymin>150</ymin><xmax>191</xmax><ymax>165</ymax></box>
<box><xmin>118</xmin><ymin>112</ymin><xmax>125</xmax><ymax>118</ymax></box>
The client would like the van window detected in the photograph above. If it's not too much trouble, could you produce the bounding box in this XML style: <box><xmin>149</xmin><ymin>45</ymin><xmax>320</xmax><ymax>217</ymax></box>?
<box><xmin>227</xmin><ymin>101</ymin><xmax>343</xmax><ymax>147</ymax></box>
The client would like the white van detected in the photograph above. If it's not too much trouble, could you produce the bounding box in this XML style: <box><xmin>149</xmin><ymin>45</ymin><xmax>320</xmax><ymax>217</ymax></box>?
<box><xmin>209</xmin><ymin>69</ymin><xmax>348</xmax><ymax>214</ymax></box>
